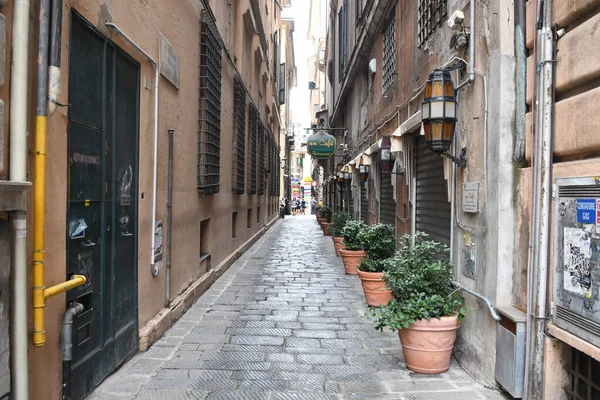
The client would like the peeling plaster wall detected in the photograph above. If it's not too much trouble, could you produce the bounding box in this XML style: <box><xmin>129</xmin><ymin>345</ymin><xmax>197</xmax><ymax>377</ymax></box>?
<box><xmin>0</xmin><ymin>219</ymin><xmax>9</xmax><ymax>398</ymax></box>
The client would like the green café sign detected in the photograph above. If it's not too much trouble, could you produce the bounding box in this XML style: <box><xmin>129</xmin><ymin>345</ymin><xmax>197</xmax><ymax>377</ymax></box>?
<box><xmin>307</xmin><ymin>131</ymin><xmax>336</xmax><ymax>159</ymax></box>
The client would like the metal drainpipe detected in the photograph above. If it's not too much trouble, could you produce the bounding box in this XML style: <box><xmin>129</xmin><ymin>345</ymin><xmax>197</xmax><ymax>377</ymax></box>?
<box><xmin>166</xmin><ymin>130</ymin><xmax>174</xmax><ymax>307</ymax></box>
<box><xmin>61</xmin><ymin>302</ymin><xmax>84</xmax><ymax>400</ymax></box>
<box><xmin>453</xmin><ymin>282</ymin><xmax>501</xmax><ymax>322</ymax></box>
<box><xmin>47</xmin><ymin>0</ymin><xmax>63</xmax><ymax>117</ymax></box>
<box><xmin>10</xmin><ymin>0</ymin><xmax>31</xmax><ymax>395</ymax></box>
<box><xmin>514</xmin><ymin>0</ymin><xmax>527</xmax><ymax>163</ymax></box>
<box><xmin>527</xmin><ymin>0</ymin><xmax>555</xmax><ymax>397</ymax></box>
<box><xmin>468</xmin><ymin>0</ymin><xmax>476</xmax><ymax>83</ymax></box>
<box><xmin>32</xmin><ymin>0</ymin><xmax>51</xmax><ymax>347</ymax></box>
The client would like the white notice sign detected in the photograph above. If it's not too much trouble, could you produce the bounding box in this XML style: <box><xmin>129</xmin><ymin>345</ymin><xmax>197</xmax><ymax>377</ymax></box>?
<box><xmin>463</xmin><ymin>182</ymin><xmax>479</xmax><ymax>213</ymax></box>
<box><xmin>160</xmin><ymin>35</ymin><xmax>180</xmax><ymax>89</ymax></box>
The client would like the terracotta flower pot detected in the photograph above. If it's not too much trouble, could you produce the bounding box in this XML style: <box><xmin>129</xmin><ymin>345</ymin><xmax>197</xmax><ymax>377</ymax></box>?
<box><xmin>332</xmin><ymin>237</ymin><xmax>344</xmax><ymax>256</ymax></box>
<box><xmin>317</xmin><ymin>217</ymin><xmax>326</xmax><ymax>224</ymax></box>
<box><xmin>322</xmin><ymin>223</ymin><xmax>331</xmax><ymax>236</ymax></box>
<box><xmin>339</xmin><ymin>249</ymin><xmax>366</xmax><ymax>275</ymax></box>
<box><xmin>398</xmin><ymin>314</ymin><xmax>460</xmax><ymax>374</ymax></box>
<box><xmin>357</xmin><ymin>270</ymin><xmax>392</xmax><ymax>307</ymax></box>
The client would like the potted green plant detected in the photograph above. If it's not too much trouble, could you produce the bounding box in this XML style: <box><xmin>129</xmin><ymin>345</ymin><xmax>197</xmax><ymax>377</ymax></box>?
<box><xmin>371</xmin><ymin>232</ymin><xmax>466</xmax><ymax>374</ymax></box>
<box><xmin>339</xmin><ymin>220</ymin><xmax>367</xmax><ymax>274</ymax></box>
<box><xmin>330</xmin><ymin>212</ymin><xmax>352</xmax><ymax>256</ymax></box>
<box><xmin>319</xmin><ymin>206</ymin><xmax>333</xmax><ymax>235</ymax></box>
<box><xmin>357</xmin><ymin>224</ymin><xmax>395</xmax><ymax>307</ymax></box>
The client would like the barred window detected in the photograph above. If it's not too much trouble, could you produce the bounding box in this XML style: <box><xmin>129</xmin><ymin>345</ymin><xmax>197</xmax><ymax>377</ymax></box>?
<box><xmin>198</xmin><ymin>14</ymin><xmax>222</xmax><ymax>196</ymax></box>
<box><xmin>258</xmin><ymin>122</ymin><xmax>266</xmax><ymax>196</ymax></box>
<box><xmin>338</xmin><ymin>5</ymin><xmax>347</xmax><ymax>81</ymax></box>
<box><xmin>232</xmin><ymin>76</ymin><xmax>246</xmax><ymax>194</ymax></box>
<box><xmin>417</xmin><ymin>0</ymin><xmax>447</xmax><ymax>48</ymax></box>
<box><xmin>382</xmin><ymin>8</ymin><xmax>396</xmax><ymax>94</ymax></box>
<box><xmin>247</xmin><ymin>103</ymin><xmax>258</xmax><ymax>194</ymax></box>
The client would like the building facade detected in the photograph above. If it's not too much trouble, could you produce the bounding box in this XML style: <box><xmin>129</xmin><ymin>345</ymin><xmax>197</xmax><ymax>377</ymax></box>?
<box><xmin>0</xmin><ymin>0</ymin><xmax>294</xmax><ymax>399</ymax></box>
<box><xmin>321</xmin><ymin>0</ymin><xmax>600</xmax><ymax>398</ymax></box>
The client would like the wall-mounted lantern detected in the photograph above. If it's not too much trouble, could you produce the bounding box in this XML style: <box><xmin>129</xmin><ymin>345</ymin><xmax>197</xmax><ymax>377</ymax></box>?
<box><xmin>358</xmin><ymin>163</ymin><xmax>370</xmax><ymax>183</ymax></box>
<box><xmin>422</xmin><ymin>69</ymin><xmax>466</xmax><ymax>167</ymax></box>
<box><xmin>336</xmin><ymin>163</ymin><xmax>344</xmax><ymax>183</ymax></box>
<box><xmin>379</xmin><ymin>136</ymin><xmax>394</xmax><ymax>174</ymax></box>
<box><xmin>343</xmin><ymin>166</ymin><xmax>352</xmax><ymax>183</ymax></box>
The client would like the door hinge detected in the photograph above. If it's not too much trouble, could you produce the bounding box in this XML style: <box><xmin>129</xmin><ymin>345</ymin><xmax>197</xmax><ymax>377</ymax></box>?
<box><xmin>105</xmin><ymin>183</ymin><xmax>108</xmax><ymax>192</ymax></box>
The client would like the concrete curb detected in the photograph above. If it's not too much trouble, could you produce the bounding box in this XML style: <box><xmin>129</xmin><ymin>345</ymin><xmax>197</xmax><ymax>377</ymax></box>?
<box><xmin>139</xmin><ymin>216</ymin><xmax>281</xmax><ymax>351</ymax></box>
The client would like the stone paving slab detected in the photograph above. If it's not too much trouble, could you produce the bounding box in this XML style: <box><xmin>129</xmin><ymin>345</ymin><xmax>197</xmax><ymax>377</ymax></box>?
<box><xmin>88</xmin><ymin>215</ymin><xmax>510</xmax><ymax>400</ymax></box>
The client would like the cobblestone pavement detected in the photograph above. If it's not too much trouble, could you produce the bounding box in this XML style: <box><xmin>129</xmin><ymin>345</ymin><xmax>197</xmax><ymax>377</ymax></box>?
<box><xmin>89</xmin><ymin>215</ymin><xmax>509</xmax><ymax>400</ymax></box>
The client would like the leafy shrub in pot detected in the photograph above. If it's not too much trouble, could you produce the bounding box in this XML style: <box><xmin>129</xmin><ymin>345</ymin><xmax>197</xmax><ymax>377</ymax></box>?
<box><xmin>330</xmin><ymin>212</ymin><xmax>352</xmax><ymax>256</ymax></box>
<box><xmin>357</xmin><ymin>224</ymin><xmax>396</xmax><ymax>306</ymax></box>
<box><xmin>339</xmin><ymin>220</ymin><xmax>367</xmax><ymax>274</ymax></box>
<box><xmin>370</xmin><ymin>232</ymin><xmax>466</xmax><ymax>373</ymax></box>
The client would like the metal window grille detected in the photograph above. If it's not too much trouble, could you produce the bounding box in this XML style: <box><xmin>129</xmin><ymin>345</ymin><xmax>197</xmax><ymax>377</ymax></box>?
<box><xmin>232</xmin><ymin>75</ymin><xmax>246</xmax><ymax>194</ymax></box>
<box><xmin>338</xmin><ymin>6</ymin><xmax>347</xmax><ymax>80</ymax></box>
<box><xmin>198</xmin><ymin>13</ymin><xmax>222</xmax><ymax>196</ymax></box>
<box><xmin>248</xmin><ymin>103</ymin><xmax>258</xmax><ymax>194</ymax></box>
<box><xmin>417</xmin><ymin>0</ymin><xmax>447</xmax><ymax>48</ymax></box>
<box><xmin>567</xmin><ymin>348</ymin><xmax>600</xmax><ymax>399</ymax></box>
<box><xmin>258</xmin><ymin>122</ymin><xmax>266</xmax><ymax>196</ymax></box>
<box><xmin>382</xmin><ymin>8</ymin><xmax>396</xmax><ymax>93</ymax></box>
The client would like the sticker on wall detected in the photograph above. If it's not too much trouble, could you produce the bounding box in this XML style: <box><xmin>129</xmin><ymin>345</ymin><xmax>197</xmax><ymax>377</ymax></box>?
<box><xmin>563</xmin><ymin>227</ymin><xmax>592</xmax><ymax>297</ymax></box>
<box><xmin>154</xmin><ymin>220</ymin><xmax>163</xmax><ymax>263</ymax></box>
<box><xmin>70</xmin><ymin>219</ymin><xmax>88</xmax><ymax>240</ymax></box>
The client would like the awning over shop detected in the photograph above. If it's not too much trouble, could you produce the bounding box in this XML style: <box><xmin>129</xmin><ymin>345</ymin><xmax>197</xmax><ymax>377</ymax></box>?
<box><xmin>391</xmin><ymin>111</ymin><xmax>423</xmax><ymax>152</ymax></box>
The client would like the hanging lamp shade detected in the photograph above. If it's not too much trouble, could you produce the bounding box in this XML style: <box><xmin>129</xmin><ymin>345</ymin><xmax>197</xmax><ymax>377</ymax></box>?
<box><xmin>421</xmin><ymin>70</ymin><xmax>457</xmax><ymax>154</ymax></box>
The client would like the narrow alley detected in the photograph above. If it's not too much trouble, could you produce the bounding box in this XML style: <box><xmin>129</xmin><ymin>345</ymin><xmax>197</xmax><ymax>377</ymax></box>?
<box><xmin>89</xmin><ymin>216</ymin><xmax>506</xmax><ymax>400</ymax></box>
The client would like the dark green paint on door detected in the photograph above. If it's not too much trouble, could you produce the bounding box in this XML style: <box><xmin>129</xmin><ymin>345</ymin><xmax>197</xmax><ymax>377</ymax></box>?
<box><xmin>66</xmin><ymin>13</ymin><xmax>140</xmax><ymax>400</ymax></box>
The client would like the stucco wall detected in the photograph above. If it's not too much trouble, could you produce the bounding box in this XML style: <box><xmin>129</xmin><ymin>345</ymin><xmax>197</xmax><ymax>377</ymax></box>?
<box><xmin>28</xmin><ymin>0</ymin><xmax>281</xmax><ymax>398</ymax></box>
<box><xmin>0</xmin><ymin>219</ymin><xmax>9</xmax><ymax>398</ymax></box>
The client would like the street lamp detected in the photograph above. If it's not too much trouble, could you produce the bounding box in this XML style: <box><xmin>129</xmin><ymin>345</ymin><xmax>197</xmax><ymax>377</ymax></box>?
<box><xmin>336</xmin><ymin>163</ymin><xmax>344</xmax><ymax>184</ymax></box>
<box><xmin>421</xmin><ymin>69</ymin><xmax>466</xmax><ymax>167</ymax></box>
<box><xmin>379</xmin><ymin>136</ymin><xmax>394</xmax><ymax>174</ymax></box>
<box><xmin>343</xmin><ymin>165</ymin><xmax>352</xmax><ymax>183</ymax></box>
<box><xmin>358</xmin><ymin>163</ymin><xmax>370</xmax><ymax>183</ymax></box>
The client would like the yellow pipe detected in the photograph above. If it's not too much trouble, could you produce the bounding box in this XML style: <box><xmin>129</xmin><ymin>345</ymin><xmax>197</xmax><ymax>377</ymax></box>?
<box><xmin>32</xmin><ymin>115</ymin><xmax>87</xmax><ymax>347</ymax></box>
<box><xmin>32</xmin><ymin>115</ymin><xmax>47</xmax><ymax>347</ymax></box>
<box><xmin>44</xmin><ymin>275</ymin><xmax>87</xmax><ymax>300</ymax></box>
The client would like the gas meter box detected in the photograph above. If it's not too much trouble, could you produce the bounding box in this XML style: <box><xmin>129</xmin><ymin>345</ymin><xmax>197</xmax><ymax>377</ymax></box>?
<box><xmin>553</xmin><ymin>177</ymin><xmax>600</xmax><ymax>347</ymax></box>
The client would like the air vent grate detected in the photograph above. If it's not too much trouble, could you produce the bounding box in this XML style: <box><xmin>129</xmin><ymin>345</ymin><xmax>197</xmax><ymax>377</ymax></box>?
<box><xmin>557</xmin><ymin>306</ymin><xmax>600</xmax><ymax>337</ymax></box>
<box><xmin>558</xmin><ymin>185</ymin><xmax>600</xmax><ymax>198</ymax></box>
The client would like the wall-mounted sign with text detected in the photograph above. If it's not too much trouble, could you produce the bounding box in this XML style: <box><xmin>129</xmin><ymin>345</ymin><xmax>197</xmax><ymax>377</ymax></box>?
<box><xmin>307</xmin><ymin>131</ymin><xmax>336</xmax><ymax>159</ymax></box>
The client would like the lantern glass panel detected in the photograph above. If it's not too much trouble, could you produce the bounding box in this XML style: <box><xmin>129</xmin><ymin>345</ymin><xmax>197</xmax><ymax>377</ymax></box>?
<box><xmin>430</xmin><ymin>101</ymin><xmax>444</xmax><ymax>118</ymax></box>
<box><xmin>432</xmin><ymin>81</ymin><xmax>443</xmax><ymax>96</ymax></box>
<box><xmin>425</xmin><ymin>82</ymin><xmax>432</xmax><ymax>98</ymax></box>
<box><xmin>380</xmin><ymin>148</ymin><xmax>391</xmax><ymax>161</ymax></box>
<box><xmin>443</xmin><ymin>122</ymin><xmax>455</xmax><ymax>140</ymax></box>
<box><xmin>444</xmin><ymin>81</ymin><xmax>454</xmax><ymax>96</ymax></box>
<box><xmin>445</xmin><ymin>101</ymin><xmax>456</xmax><ymax>118</ymax></box>
<box><xmin>423</xmin><ymin>124</ymin><xmax>431</xmax><ymax>141</ymax></box>
<box><xmin>359</xmin><ymin>164</ymin><xmax>366</xmax><ymax>173</ymax></box>
<box><xmin>431</xmin><ymin>122</ymin><xmax>443</xmax><ymax>141</ymax></box>
<box><xmin>422</xmin><ymin>103</ymin><xmax>430</xmax><ymax>119</ymax></box>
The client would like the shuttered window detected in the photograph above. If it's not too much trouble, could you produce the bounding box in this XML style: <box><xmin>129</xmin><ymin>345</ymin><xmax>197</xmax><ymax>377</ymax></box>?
<box><xmin>415</xmin><ymin>136</ymin><xmax>450</xmax><ymax>245</ymax></box>
<box><xmin>198</xmin><ymin>13</ymin><xmax>222</xmax><ymax>196</ymax></box>
<box><xmin>361</xmin><ymin>183</ymin><xmax>369</xmax><ymax>225</ymax></box>
<box><xmin>232</xmin><ymin>76</ymin><xmax>246</xmax><ymax>194</ymax></box>
<box><xmin>379</xmin><ymin>169</ymin><xmax>395</xmax><ymax>227</ymax></box>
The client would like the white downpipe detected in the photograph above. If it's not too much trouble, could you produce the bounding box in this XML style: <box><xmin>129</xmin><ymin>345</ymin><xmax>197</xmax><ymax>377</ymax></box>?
<box><xmin>526</xmin><ymin>1</ymin><xmax>555</xmax><ymax>396</ymax></box>
<box><xmin>468</xmin><ymin>0</ymin><xmax>476</xmax><ymax>83</ymax></box>
<box><xmin>103</xmin><ymin>22</ymin><xmax>160</xmax><ymax>277</ymax></box>
<box><xmin>150</xmin><ymin>64</ymin><xmax>159</xmax><ymax>276</ymax></box>
<box><xmin>10</xmin><ymin>0</ymin><xmax>31</xmax><ymax>398</ymax></box>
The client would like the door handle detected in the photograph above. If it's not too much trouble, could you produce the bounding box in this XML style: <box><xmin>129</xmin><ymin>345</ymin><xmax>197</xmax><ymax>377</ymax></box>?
<box><xmin>121</xmin><ymin>231</ymin><xmax>133</xmax><ymax>237</ymax></box>
<box><xmin>82</xmin><ymin>240</ymin><xmax>96</xmax><ymax>247</ymax></box>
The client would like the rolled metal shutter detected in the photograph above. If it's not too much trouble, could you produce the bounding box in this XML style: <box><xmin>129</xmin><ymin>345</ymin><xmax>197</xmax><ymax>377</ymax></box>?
<box><xmin>379</xmin><ymin>169</ymin><xmax>395</xmax><ymax>227</ymax></box>
<box><xmin>360</xmin><ymin>184</ymin><xmax>368</xmax><ymax>224</ymax></box>
<box><xmin>415</xmin><ymin>137</ymin><xmax>451</xmax><ymax>246</ymax></box>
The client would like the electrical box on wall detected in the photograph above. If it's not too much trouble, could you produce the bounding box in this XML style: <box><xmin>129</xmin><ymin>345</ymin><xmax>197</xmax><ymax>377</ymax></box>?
<box><xmin>553</xmin><ymin>177</ymin><xmax>600</xmax><ymax>347</ymax></box>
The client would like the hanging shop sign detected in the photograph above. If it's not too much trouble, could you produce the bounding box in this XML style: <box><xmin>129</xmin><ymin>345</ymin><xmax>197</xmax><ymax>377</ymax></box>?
<box><xmin>307</xmin><ymin>131</ymin><xmax>336</xmax><ymax>159</ymax></box>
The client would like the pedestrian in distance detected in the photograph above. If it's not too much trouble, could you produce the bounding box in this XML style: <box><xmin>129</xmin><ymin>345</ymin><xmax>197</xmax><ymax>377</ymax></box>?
<box><xmin>301</xmin><ymin>199</ymin><xmax>306</xmax><ymax>215</ymax></box>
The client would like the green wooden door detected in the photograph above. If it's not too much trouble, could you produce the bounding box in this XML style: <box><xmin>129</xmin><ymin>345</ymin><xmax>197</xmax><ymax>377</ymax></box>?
<box><xmin>66</xmin><ymin>13</ymin><xmax>139</xmax><ymax>399</ymax></box>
